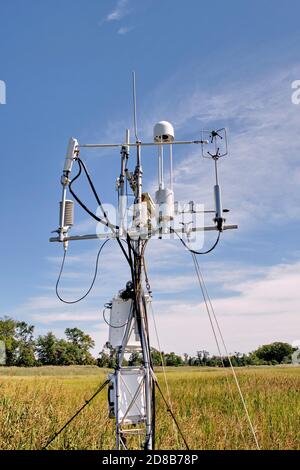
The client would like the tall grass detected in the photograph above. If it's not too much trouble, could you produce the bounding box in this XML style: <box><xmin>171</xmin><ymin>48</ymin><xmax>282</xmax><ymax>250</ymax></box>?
<box><xmin>0</xmin><ymin>366</ymin><xmax>299</xmax><ymax>450</ymax></box>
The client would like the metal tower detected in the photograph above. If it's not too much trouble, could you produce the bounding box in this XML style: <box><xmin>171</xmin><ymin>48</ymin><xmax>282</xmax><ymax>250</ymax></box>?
<box><xmin>50</xmin><ymin>84</ymin><xmax>237</xmax><ymax>449</ymax></box>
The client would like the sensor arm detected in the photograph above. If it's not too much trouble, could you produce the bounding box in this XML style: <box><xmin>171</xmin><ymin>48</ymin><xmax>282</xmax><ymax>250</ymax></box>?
<box><xmin>49</xmin><ymin>224</ymin><xmax>238</xmax><ymax>243</ymax></box>
<box><xmin>77</xmin><ymin>139</ymin><xmax>209</xmax><ymax>150</ymax></box>
<box><xmin>58</xmin><ymin>137</ymin><xmax>78</xmax><ymax>246</ymax></box>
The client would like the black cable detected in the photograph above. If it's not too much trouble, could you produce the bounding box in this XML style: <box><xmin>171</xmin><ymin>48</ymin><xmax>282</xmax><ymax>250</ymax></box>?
<box><xmin>56</xmin><ymin>239</ymin><xmax>109</xmax><ymax>304</ymax></box>
<box><xmin>155</xmin><ymin>380</ymin><xmax>190</xmax><ymax>450</ymax></box>
<box><xmin>42</xmin><ymin>379</ymin><xmax>109</xmax><ymax>450</ymax></box>
<box><xmin>172</xmin><ymin>228</ymin><xmax>221</xmax><ymax>255</ymax></box>
<box><xmin>69</xmin><ymin>159</ymin><xmax>108</xmax><ymax>227</ymax></box>
<box><xmin>77</xmin><ymin>157</ymin><xmax>115</xmax><ymax>227</ymax></box>
<box><xmin>127</xmin><ymin>233</ymin><xmax>137</xmax><ymax>288</ymax></box>
<box><xmin>69</xmin><ymin>158</ymin><xmax>131</xmax><ymax>266</ymax></box>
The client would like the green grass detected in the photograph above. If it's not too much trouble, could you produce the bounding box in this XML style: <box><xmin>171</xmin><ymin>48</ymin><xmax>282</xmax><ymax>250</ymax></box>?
<box><xmin>0</xmin><ymin>366</ymin><xmax>299</xmax><ymax>450</ymax></box>
<box><xmin>0</xmin><ymin>365</ymin><xmax>103</xmax><ymax>377</ymax></box>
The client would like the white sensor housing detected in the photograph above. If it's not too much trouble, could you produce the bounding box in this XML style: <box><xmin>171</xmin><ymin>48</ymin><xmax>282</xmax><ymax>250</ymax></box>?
<box><xmin>64</xmin><ymin>137</ymin><xmax>78</xmax><ymax>173</ymax></box>
<box><xmin>155</xmin><ymin>187</ymin><xmax>174</xmax><ymax>221</ymax></box>
<box><xmin>153</xmin><ymin>121</ymin><xmax>174</xmax><ymax>143</ymax></box>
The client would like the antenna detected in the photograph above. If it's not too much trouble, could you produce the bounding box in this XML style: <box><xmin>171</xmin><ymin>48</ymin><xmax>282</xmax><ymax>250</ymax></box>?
<box><xmin>132</xmin><ymin>71</ymin><xmax>139</xmax><ymax>142</ymax></box>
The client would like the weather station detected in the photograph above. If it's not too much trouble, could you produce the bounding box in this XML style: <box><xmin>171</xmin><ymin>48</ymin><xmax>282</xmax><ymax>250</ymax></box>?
<box><xmin>46</xmin><ymin>74</ymin><xmax>260</xmax><ymax>451</ymax></box>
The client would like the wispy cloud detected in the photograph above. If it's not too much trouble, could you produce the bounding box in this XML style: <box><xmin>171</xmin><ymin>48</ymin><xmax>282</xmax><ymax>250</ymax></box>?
<box><xmin>142</xmin><ymin>65</ymin><xmax>300</xmax><ymax>230</ymax></box>
<box><xmin>17</xmin><ymin>242</ymin><xmax>300</xmax><ymax>355</ymax></box>
<box><xmin>105</xmin><ymin>0</ymin><xmax>130</xmax><ymax>22</ymax></box>
<box><xmin>150</xmin><ymin>259</ymin><xmax>300</xmax><ymax>355</ymax></box>
<box><xmin>117</xmin><ymin>26</ymin><xmax>132</xmax><ymax>35</ymax></box>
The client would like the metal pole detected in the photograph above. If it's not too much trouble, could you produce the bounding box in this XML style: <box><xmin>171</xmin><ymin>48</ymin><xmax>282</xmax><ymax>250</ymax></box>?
<box><xmin>158</xmin><ymin>140</ymin><xmax>164</xmax><ymax>189</ymax></box>
<box><xmin>170</xmin><ymin>144</ymin><xmax>173</xmax><ymax>191</ymax></box>
<box><xmin>115</xmin><ymin>308</ymin><xmax>136</xmax><ymax>450</ymax></box>
<box><xmin>59</xmin><ymin>184</ymin><xmax>68</xmax><ymax>241</ymax></box>
<box><xmin>134</xmin><ymin>143</ymin><xmax>153</xmax><ymax>450</ymax></box>
<box><xmin>119</xmin><ymin>130</ymin><xmax>130</xmax><ymax>237</ymax></box>
<box><xmin>77</xmin><ymin>139</ymin><xmax>209</xmax><ymax>149</ymax></box>
<box><xmin>115</xmin><ymin>366</ymin><xmax>121</xmax><ymax>450</ymax></box>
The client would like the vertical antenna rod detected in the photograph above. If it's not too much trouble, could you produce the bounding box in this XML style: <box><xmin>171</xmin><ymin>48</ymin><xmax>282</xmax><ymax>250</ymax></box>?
<box><xmin>158</xmin><ymin>138</ymin><xmax>164</xmax><ymax>189</ymax></box>
<box><xmin>118</xmin><ymin>129</ymin><xmax>130</xmax><ymax>236</ymax></box>
<box><xmin>132</xmin><ymin>71</ymin><xmax>139</xmax><ymax>142</ymax></box>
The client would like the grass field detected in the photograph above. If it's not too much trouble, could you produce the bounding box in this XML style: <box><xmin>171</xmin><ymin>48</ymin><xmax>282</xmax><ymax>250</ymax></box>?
<box><xmin>0</xmin><ymin>366</ymin><xmax>299</xmax><ymax>450</ymax></box>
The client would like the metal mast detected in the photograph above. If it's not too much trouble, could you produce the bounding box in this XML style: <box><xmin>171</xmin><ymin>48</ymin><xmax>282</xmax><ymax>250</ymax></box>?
<box><xmin>133</xmin><ymin>142</ymin><xmax>154</xmax><ymax>450</ymax></box>
<box><xmin>50</xmin><ymin>83</ymin><xmax>237</xmax><ymax>449</ymax></box>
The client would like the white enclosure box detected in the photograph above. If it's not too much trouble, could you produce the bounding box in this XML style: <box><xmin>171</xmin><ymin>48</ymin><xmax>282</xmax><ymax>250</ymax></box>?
<box><xmin>108</xmin><ymin>297</ymin><xmax>140</xmax><ymax>350</ymax></box>
<box><xmin>142</xmin><ymin>192</ymin><xmax>156</xmax><ymax>219</ymax></box>
<box><xmin>132</xmin><ymin>201</ymin><xmax>148</xmax><ymax>230</ymax></box>
<box><xmin>155</xmin><ymin>187</ymin><xmax>174</xmax><ymax>221</ymax></box>
<box><xmin>109</xmin><ymin>368</ymin><xmax>146</xmax><ymax>425</ymax></box>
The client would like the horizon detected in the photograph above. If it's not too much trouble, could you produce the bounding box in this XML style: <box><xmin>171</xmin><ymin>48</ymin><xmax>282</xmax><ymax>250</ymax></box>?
<box><xmin>0</xmin><ymin>0</ymin><xmax>300</xmax><ymax>357</ymax></box>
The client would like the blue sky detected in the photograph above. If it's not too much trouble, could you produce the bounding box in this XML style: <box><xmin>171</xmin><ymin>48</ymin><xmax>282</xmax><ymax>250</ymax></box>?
<box><xmin>0</xmin><ymin>0</ymin><xmax>300</xmax><ymax>356</ymax></box>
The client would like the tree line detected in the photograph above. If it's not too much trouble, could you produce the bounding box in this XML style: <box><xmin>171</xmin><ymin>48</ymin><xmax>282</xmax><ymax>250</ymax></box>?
<box><xmin>0</xmin><ymin>317</ymin><xmax>95</xmax><ymax>366</ymax></box>
<box><xmin>0</xmin><ymin>316</ymin><xmax>296</xmax><ymax>367</ymax></box>
<box><xmin>98</xmin><ymin>342</ymin><xmax>296</xmax><ymax>368</ymax></box>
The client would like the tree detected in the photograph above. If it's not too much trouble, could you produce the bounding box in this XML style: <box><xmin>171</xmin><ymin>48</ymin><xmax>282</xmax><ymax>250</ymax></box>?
<box><xmin>183</xmin><ymin>353</ymin><xmax>189</xmax><ymax>366</ymax></box>
<box><xmin>0</xmin><ymin>317</ymin><xmax>36</xmax><ymax>366</ymax></box>
<box><xmin>15</xmin><ymin>321</ymin><xmax>36</xmax><ymax>367</ymax></box>
<box><xmin>97</xmin><ymin>349</ymin><xmax>111</xmax><ymax>368</ymax></box>
<box><xmin>55</xmin><ymin>339</ymin><xmax>78</xmax><ymax>365</ymax></box>
<box><xmin>151</xmin><ymin>348</ymin><xmax>164</xmax><ymax>366</ymax></box>
<box><xmin>36</xmin><ymin>332</ymin><xmax>59</xmax><ymax>365</ymax></box>
<box><xmin>36</xmin><ymin>329</ymin><xmax>96</xmax><ymax>366</ymax></box>
<box><xmin>196</xmin><ymin>350</ymin><xmax>209</xmax><ymax>366</ymax></box>
<box><xmin>164</xmin><ymin>352</ymin><xmax>183</xmax><ymax>367</ymax></box>
<box><xmin>0</xmin><ymin>316</ymin><xmax>18</xmax><ymax>365</ymax></box>
<box><xmin>65</xmin><ymin>328</ymin><xmax>95</xmax><ymax>349</ymax></box>
<box><xmin>252</xmin><ymin>342</ymin><xmax>294</xmax><ymax>365</ymax></box>
<box><xmin>65</xmin><ymin>328</ymin><xmax>95</xmax><ymax>365</ymax></box>
<box><xmin>128</xmin><ymin>351</ymin><xmax>143</xmax><ymax>366</ymax></box>
<box><xmin>98</xmin><ymin>342</ymin><xmax>117</xmax><ymax>368</ymax></box>
<box><xmin>188</xmin><ymin>356</ymin><xmax>197</xmax><ymax>366</ymax></box>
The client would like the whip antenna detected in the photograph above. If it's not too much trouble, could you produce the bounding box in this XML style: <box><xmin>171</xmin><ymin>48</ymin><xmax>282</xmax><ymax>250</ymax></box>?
<box><xmin>132</xmin><ymin>71</ymin><xmax>139</xmax><ymax>141</ymax></box>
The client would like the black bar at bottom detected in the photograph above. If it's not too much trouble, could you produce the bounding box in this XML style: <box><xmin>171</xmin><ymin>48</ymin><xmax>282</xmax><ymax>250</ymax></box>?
<box><xmin>0</xmin><ymin>450</ymin><xmax>298</xmax><ymax>467</ymax></box>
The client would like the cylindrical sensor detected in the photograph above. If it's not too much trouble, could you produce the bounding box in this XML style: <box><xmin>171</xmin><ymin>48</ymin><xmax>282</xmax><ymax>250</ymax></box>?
<box><xmin>64</xmin><ymin>137</ymin><xmax>78</xmax><ymax>173</ymax></box>
<box><xmin>155</xmin><ymin>187</ymin><xmax>174</xmax><ymax>221</ymax></box>
<box><xmin>214</xmin><ymin>184</ymin><xmax>223</xmax><ymax>220</ymax></box>
<box><xmin>214</xmin><ymin>184</ymin><xmax>224</xmax><ymax>231</ymax></box>
<box><xmin>59</xmin><ymin>199</ymin><xmax>74</xmax><ymax>227</ymax></box>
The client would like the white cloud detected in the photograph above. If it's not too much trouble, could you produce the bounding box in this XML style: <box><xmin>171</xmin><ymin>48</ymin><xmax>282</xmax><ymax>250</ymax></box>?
<box><xmin>117</xmin><ymin>26</ymin><xmax>132</xmax><ymax>35</ymax></box>
<box><xmin>150</xmin><ymin>259</ymin><xmax>300</xmax><ymax>355</ymax></box>
<box><xmin>141</xmin><ymin>66</ymin><xmax>300</xmax><ymax>231</ymax></box>
<box><xmin>73</xmin><ymin>217</ymin><xmax>98</xmax><ymax>235</ymax></box>
<box><xmin>105</xmin><ymin>0</ymin><xmax>130</xmax><ymax>22</ymax></box>
<box><xmin>31</xmin><ymin>311</ymin><xmax>101</xmax><ymax>324</ymax></box>
<box><xmin>16</xmin><ymin>246</ymin><xmax>300</xmax><ymax>356</ymax></box>
<box><xmin>150</xmin><ymin>274</ymin><xmax>197</xmax><ymax>294</ymax></box>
